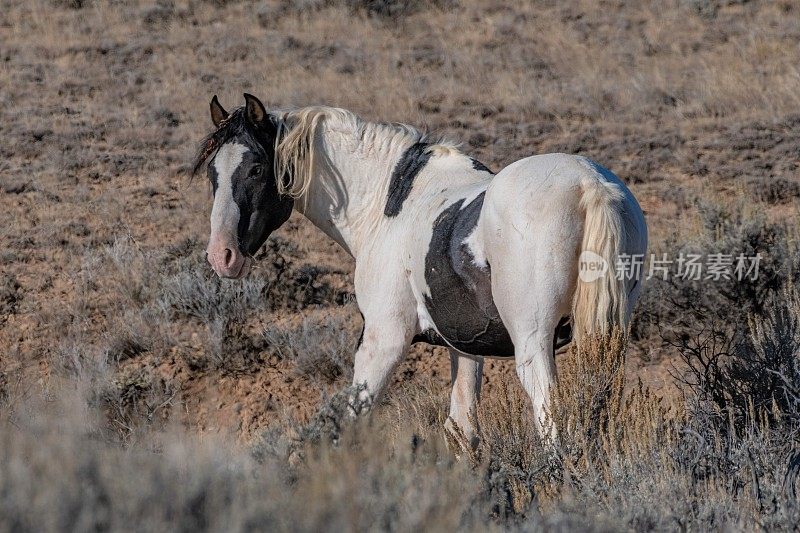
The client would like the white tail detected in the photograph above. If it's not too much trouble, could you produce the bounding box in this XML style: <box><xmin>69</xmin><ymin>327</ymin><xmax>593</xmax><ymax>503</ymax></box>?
<box><xmin>572</xmin><ymin>176</ymin><xmax>629</xmax><ymax>345</ymax></box>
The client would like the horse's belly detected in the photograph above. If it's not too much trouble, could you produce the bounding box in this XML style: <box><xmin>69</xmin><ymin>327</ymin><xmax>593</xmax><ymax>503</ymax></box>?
<box><xmin>416</xmin><ymin>192</ymin><xmax>515</xmax><ymax>357</ymax></box>
<box><xmin>416</xmin><ymin>304</ymin><xmax>515</xmax><ymax>357</ymax></box>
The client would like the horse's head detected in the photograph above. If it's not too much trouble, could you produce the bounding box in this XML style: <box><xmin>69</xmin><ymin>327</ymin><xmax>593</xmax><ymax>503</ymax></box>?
<box><xmin>194</xmin><ymin>94</ymin><xmax>294</xmax><ymax>279</ymax></box>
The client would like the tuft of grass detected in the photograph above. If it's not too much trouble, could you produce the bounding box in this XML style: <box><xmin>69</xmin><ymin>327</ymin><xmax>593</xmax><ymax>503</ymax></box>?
<box><xmin>477</xmin><ymin>378</ymin><xmax>547</xmax><ymax>519</ymax></box>
<box><xmin>383</xmin><ymin>377</ymin><xmax>450</xmax><ymax>442</ymax></box>
<box><xmin>263</xmin><ymin>314</ymin><xmax>357</xmax><ymax>384</ymax></box>
<box><xmin>253</xmin><ymin>383</ymin><xmax>374</xmax><ymax>467</ymax></box>
<box><xmin>749</xmin><ymin>177</ymin><xmax>800</xmax><ymax>205</ymax></box>
<box><xmin>159</xmin><ymin>266</ymin><xmax>268</xmax><ymax>373</ymax></box>
<box><xmin>94</xmin><ymin>365</ymin><xmax>178</xmax><ymax>444</ymax></box>
<box><xmin>276</xmin><ymin>0</ymin><xmax>458</xmax><ymax>21</ymax></box>
<box><xmin>0</xmin><ymin>273</ymin><xmax>21</xmax><ymax>323</ymax></box>
<box><xmin>104</xmin><ymin>309</ymin><xmax>168</xmax><ymax>364</ymax></box>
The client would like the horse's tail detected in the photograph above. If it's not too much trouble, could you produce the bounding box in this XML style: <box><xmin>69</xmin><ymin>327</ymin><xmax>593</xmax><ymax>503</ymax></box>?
<box><xmin>571</xmin><ymin>174</ymin><xmax>629</xmax><ymax>346</ymax></box>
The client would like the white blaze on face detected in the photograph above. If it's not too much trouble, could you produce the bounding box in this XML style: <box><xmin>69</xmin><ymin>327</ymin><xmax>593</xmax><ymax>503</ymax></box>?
<box><xmin>210</xmin><ymin>142</ymin><xmax>248</xmax><ymax>238</ymax></box>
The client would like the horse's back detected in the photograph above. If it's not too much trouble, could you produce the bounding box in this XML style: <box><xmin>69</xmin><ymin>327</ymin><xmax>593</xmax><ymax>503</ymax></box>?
<box><xmin>486</xmin><ymin>153</ymin><xmax>605</xmax><ymax>207</ymax></box>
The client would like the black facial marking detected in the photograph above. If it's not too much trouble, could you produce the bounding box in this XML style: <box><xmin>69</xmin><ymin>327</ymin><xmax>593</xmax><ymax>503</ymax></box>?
<box><xmin>229</xmin><ymin>146</ymin><xmax>294</xmax><ymax>256</ymax></box>
<box><xmin>470</xmin><ymin>158</ymin><xmax>494</xmax><ymax>174</ymax></box>
<box><xmin>208</xmin><ymin>162</ymin><xmax>219</xmax><ymax>194</ymax></box>
<box><xmin>384</xmin><ymin>142</ymin><xmax>431</xmax><ymax>217</ymax></box>
<box><xmin>421</xmin><ymin>193</ymin><xmax>515</xmax><ymax>357</ymax></box>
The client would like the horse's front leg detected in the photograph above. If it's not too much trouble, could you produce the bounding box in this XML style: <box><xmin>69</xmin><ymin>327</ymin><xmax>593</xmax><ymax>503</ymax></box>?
<box><xmin>350</xmin><ymin>320</ymin><xmax>413</xmax><ymax>407</ymax></box>
<box><xmin>350</xmin><ymin>269</ymin><xmax>417</xmax><ymax>408</ymax></box>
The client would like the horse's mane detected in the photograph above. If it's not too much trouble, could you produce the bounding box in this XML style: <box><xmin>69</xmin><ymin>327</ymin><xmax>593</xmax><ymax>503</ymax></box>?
<box><xmin>276</xmin><ymin>106</ymin><xmax>459</xmax><ymax>199</ymax></box>
<box><xmin>193</xmin><ymin>105</ymin><xmax>459</xmax><ymax>196</ymax></box>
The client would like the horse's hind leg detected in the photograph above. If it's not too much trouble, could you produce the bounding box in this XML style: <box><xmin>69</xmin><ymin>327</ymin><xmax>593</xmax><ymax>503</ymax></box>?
<box><xmin>445</xmin><ymin>350</ymin><xmax>483</xmax><ymax>451</ymax></box>
<box><xmin>498</xmin><ymin>259</ymin><xmax>575</xmax><ymax>434</ymax></box>
<box><xmin>487</xmin><ymin>228</ymin><xmax>578</xmax><ymax>435</ymax></box>
<box><xmin>512</xmin><ymin>325</ymin><xmax>558</xmax><ymax>434</ymax></box>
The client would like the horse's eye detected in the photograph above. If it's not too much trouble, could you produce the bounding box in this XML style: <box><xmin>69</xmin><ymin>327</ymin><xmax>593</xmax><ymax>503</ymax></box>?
<box><xmin>248</xmin><ymin>165</ymin><xmax>263</xmax><ymax>178</ymax></box>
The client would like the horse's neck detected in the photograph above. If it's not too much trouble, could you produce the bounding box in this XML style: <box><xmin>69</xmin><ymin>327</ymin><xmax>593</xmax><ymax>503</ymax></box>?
<box><xmin>295</xmin><ymin>128</ymin><xmax>408</xmax><ymax>258</ymax></box>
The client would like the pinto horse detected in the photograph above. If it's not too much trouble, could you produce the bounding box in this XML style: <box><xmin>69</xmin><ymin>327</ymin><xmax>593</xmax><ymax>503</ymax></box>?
<box><xmin>194</xmin><ymin>94</ymin><xmax>648</xmax><ymax>445</ymax></box>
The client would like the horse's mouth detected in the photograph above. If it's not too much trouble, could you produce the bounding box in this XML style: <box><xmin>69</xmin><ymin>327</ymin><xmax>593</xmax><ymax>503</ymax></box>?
<box><xmin>231</xmin><ymin>256</ymin><xmax>252</xmax><ymax>279</ymax></box>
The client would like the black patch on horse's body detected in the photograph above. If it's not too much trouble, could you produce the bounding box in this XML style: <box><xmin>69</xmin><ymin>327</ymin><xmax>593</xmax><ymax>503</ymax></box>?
<box><xmin>470</xmin><ymin>158</ymin><xmax>493</xmax><ymax>174</ymax></box>
<box><xmin>384</xmin><ymin>142</ymin><xmax>431</xmax><ymax>217</ymax></box>
<box><xmin>355</xmin><ymin>310</ymin><xmax>365</xmax><ymax>350</ymax></box>
<box><xmin>417</xmin><ymin>194</ymin><xmax>575</xmax><ymax>356</ymax></box>
<box><xmin>412</xmin><ymin>328</ymin><xmax>449</xmax><ymax>346</ymax></box>
<box><xmin>421</xmin><ymin>193</ymin><xmax>515</xmax><ymax>357</ymax></box>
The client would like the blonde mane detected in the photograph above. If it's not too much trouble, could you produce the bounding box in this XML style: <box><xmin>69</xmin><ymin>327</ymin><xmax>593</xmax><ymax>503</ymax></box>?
<box><xmin>274</xmin><ymin>106</ymin><xmax>458</xmax><ymax>199</ymax></box>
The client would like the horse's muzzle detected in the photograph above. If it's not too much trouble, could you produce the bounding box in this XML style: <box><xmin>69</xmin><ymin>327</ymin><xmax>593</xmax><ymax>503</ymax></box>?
<box><xmin>206</xmin><ymin>233</ymin><xmax>251</xmax><ymax>279</ymax></box>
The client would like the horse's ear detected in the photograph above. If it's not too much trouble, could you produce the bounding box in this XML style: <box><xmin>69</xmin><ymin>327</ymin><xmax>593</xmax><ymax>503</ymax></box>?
<box><xmin>244</xmin><ymin>93</ymin><xmax>268</xmax><ymax>126</ymax></box>
<box><xmin>210</xmin><ymin>95</ymin><xmax>228</xmax><ymax>127</ymax></box>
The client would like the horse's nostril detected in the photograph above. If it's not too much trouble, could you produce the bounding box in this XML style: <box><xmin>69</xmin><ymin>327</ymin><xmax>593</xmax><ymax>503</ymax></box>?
<box><xmin>223</xmin><ymin>248</ymin><xmax>234</xmax><ymax>267</ymax></box>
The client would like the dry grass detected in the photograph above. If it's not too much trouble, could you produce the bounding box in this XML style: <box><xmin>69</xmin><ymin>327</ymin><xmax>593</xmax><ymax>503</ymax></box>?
<box><xmin>4</xmin><ymin>326</ymin><xmax>799</xmax><ymax>530</ymax></box>
<box><xmin>263</xmin><ymin>313</ymin><xmax>359</xmax><ymax>384</ymax></box>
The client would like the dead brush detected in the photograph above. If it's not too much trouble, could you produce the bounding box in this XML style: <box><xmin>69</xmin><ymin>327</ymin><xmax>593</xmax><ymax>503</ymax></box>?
<box><xmin>94</xmin><ymin>365</ymin><xmax>178</xmax><ymax>444</ymax></box>
<box><xmin>475</xmin><ymin>329</ymin><xmax>672</xmax><ymax>520</ymax></box>
<box><xmin>674</xmin><ymin>285</ymin><xmax>800</xmax><ymax>432</ymax></box>
<box><xmin>382</xmin><ymin>377</ymin><xmax>451</xmax><ymax>444</ymax></box>
<box><xmin>159</xmin><ymin>266</ymin><xmax>269</xmax><ymax>373</ymax></box>
<box><xmin>0</xmin><ymin>272</ymin><xmax>21</xmax><ymax>323</ymax></box>
<box><xmin>263</xmin><ymin>315</ymin><xmax>357</xmax><ymax>384</ymax></box>
<box><xmin>102</xmin><ymin>238</ymin><xmax>161</xmax><ymax>309</ymax></box>
<box><xmin>252</xmin><ymin>384</ymin><xmax>371</xmax><ymax>467</ymax></box>
<box><xmin>103</xmin><ymin>308</ymin><xmax>168</xmax><ymax>364</ymax></box>
<box><xmin>550</xmin><ymin>329</ymin><xmax>672</xmax><ymax>485</ymax></box>
<box><xmin>284</xmin><ymin>408</ymin><xmax>481</xmax><ymax>533</ymax></box>
<box><xmin>476</xmin><ymin>379</ymin><xmax>549</xmax><ymax>518</ymax></box>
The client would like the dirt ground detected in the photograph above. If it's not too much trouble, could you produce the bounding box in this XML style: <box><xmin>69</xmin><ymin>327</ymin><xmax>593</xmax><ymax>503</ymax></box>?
<box><xmin>1</xmin><ymin>0</ymin><xmax>799</xmax><ymax>442</ymax></box>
